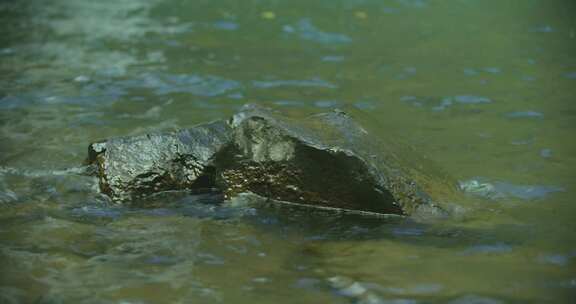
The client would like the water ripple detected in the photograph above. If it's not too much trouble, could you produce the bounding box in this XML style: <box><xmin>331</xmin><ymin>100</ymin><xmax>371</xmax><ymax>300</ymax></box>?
<box><xmin>505</xmin><ymin>111</ymin><xmax>544</xmax><ymax>119</ymax></box>
<box><xmin>117</xmin><ymin>73</ymin><xmax>242</xmax><ymax>97</ymax></box>
<box><xmin>212</xmin><ymin>20</ymin><xmax>239</xmax><ymax>31</ymax></box>
<box><xmin>448</xmin><ymin>294</ymin><xmax>504</xmax><ymax>304</ymax></box>
<box><xmin>460</xmin><ymin>179</ymin><xmax>565</xmax><ymax>201</ymax></box>
<box><xmin>564</xmin><ymin>72</ymin><xmax>576</xmax><ymax>80</ymax></box>
<box><xmin>401</xmin><ymin>95</ymin><xmax>492</xmax><ymax>111</ymax></box>
<box><xmin>253</xmin><ymin>78</ymin><xmax>337</xmax><ymax>89</ymax></box>
<box><xmin>461</xmin><ymin>243</ymin><xmax>513</xmax><ymax>255</ymax></box>
<box><xmin>283</xmin><ymin>18</ymin><xmax>352</xmax><ymax>45</ymax></box>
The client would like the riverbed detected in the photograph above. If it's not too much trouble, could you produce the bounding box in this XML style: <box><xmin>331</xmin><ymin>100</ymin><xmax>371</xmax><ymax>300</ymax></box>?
<box><xmin>1</xmin><ymin>0</ymin><xmax>575</xmax><ymax>303</ymax></box>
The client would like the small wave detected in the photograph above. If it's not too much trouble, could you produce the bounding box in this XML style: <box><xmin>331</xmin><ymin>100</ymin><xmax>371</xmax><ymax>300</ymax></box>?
<box><xmin>0</xmin><ymin>165</ymin><xmax>94</xmax><ymax>178</ymax></box>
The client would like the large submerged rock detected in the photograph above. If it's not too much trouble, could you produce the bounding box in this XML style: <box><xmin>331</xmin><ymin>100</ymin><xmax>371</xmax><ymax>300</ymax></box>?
<box><xmin>86</xmin><ymin>104</ymin><xmax>460</xmax><ymax>217</ymax></box>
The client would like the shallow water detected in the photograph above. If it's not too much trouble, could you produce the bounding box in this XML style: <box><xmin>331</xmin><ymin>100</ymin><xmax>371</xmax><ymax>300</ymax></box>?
<box><xmin>1</xmin><ymin>0</ymin><xmax>575</xmax><ymax>303</ymax></box>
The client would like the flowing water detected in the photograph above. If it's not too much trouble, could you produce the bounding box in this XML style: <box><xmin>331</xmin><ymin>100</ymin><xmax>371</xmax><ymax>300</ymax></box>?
<box><xmin>1</xmin><ymin>0</ymin><xmax>575</xmax><ymax>303</ymax></box>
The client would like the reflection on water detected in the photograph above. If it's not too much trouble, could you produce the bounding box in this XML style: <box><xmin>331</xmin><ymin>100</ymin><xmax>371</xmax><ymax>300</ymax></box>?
<box><xmin>1</xmin><ymin>0</ymin><xmax>576</xmax><ymax>303</ymax></box>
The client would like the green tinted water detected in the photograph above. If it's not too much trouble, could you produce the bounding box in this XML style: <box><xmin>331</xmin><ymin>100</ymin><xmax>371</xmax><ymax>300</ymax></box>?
<box><xmin>1</xmin><ymin>0</ymin><xmax>575</xmax><ymax>303</ymax></box>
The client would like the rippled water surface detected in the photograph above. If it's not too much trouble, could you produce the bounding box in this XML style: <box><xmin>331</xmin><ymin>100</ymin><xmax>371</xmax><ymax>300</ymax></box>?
<box><xmin>1</xmin><ymin>0</ymin><xmax>575</xmax><ymax>303</ymax></box>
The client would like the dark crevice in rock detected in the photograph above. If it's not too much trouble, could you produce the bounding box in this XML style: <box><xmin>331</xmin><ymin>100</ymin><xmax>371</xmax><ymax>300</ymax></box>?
<box><xmin>189</xmin><ymin>165</ymin><xmax>218</xmax><ymax>192</ymax></box>
<box><xmin>214</xmin><ymin>143</ymin><xmax>403</xmax><ymax>215</ymax></box>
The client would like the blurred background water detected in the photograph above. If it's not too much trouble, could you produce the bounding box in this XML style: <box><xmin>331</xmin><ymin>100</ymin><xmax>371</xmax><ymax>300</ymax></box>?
<box><xmin>0</xmin><ymin>0</ymin><xmax>575</xmax><ymax>303</ymax></box>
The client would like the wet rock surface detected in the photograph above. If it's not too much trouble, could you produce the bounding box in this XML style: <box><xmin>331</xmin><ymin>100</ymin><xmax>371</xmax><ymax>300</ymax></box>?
<box><xmin>86</xmin><ymin>120</ymin><xmax>232</xmax><ymax>201</ymax></box>
<box><xmin>87</xmin><ymin>104</ymin><xmax>458</xmax><ymax>216</ymax></box>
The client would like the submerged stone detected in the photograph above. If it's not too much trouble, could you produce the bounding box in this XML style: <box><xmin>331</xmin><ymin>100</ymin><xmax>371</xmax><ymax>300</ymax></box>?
<box><xmin>86</xmin><ymin>104</ymin><xmax>459</xmax><ymax>217</ymax></box>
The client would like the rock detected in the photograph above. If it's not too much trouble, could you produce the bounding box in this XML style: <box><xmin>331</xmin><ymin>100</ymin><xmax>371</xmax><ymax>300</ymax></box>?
<box><xmin>86</xmin><ymin>104</ymin><xmax>459</xmax><ymax>216</ymax></box>
<box><xmin>86</xmin><ymin>120</ymin><xmax>232</xmax><ymax>201</ymax></box>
